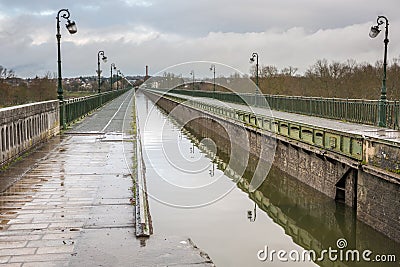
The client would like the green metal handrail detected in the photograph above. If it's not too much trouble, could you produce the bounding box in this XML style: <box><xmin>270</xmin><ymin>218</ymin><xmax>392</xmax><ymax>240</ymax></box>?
<box><xmin>159</xmin><ymin>88</ymin><xmax>399</xmax><ymax>129</ymax></box>
<box><xmin>60</xmin><ymin>88</ymin><xmax>131</xmax><ymax>126</ymax></box>
<box><xmin>145</xmin><ymin>89</ymin><xmax>364</xmax><ymax>160</ymax></box>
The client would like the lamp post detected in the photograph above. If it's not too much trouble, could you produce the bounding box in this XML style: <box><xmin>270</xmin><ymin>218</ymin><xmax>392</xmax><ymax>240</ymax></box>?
<box><xmin>369</xmin><ymin>16</ymin><xmax>389</xmax><ymax>127</ymax></box>
<box><xmin>250</xmin><ymin>52</ymin><xmax>259</xmax><ymax>88</ymax></box>
<box><xmin>250</xmin><ymin>52</ymin><xmax>259</xmax><ymax>105</ymax></box>
<box><xmin>190</xmin><ymin>70</ymin><xmax>195</xmax><ymax>91</ymax></box>
<box><xmin>116</xmin><ymin>70</ymin><xmax>120</xmax><ymax>90</ymax></box>
<box><xmin>97</xmin><ymin>51</ymin><xmax>107</xmax><ymax>93</ymax></box>
<box><xmin>120</xmin><ymin>72</ymin><xmax>124</xmax><ymax>90</ymax></box>
<box><xmin>110</xmin><ymin>63</ymin><xmax>116</xmax><ymax>90</ymax></box>
<box><xmin>56</xmin><ymin>9</ymin><xmax>77</xmax><ymax>130</ymax></box>
<box><xmin>210</xmin><ymin>64</ymin><xmax>216</xmax><ymax>93</ymax></box>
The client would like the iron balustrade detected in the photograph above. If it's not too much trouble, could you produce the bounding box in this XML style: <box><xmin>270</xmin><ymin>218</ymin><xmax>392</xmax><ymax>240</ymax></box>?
<box><xmin>145</xmin><ymin>89</ymin><xmax>364</xmax><ymax>161</ymax></box>
<box><xmin>161</xmin><ymin>88</ymin><xmax>399</xmax><ymax>129</ymax></box>
<box><xmin>61</xmin><ymin>88</ymin><xmax>131</xmax><ymax>126</ymax></box>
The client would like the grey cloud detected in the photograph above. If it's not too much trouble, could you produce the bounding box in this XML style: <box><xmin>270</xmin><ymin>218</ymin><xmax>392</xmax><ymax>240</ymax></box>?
<box><xmin>0</xmin><ymin>0</ymin><xmax>400</xmax><ymax>78</ymax></box>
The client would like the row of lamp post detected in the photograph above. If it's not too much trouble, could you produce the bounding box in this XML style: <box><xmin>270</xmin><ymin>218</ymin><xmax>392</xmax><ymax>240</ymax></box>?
<box><xmin>246</xmin><ymin>15</ymin><xmax>390</xmax><ymax>127</ymax></box>
<box><xmin>98</xmin><ymin>52</ymin><xmax>125</xmax><ymax>92</ymax></box>
<box><xmin>109</xmin><ymin>63</ymin><xmax>122</xmax><ymax>91</ymax></box>
<box><xmin>189</xmin><ymin>65</ymin><xmax>216</xmax><ymax>93</ymax></box>
<box><xmin>57</xmin><ymin>9</ymin><xmax>390</xmax><ymax>128</ymax></box>
<box><xmin>185</xmin><ymin>57</ymin><xmax>258</xmax><ymax>96</ymax></box>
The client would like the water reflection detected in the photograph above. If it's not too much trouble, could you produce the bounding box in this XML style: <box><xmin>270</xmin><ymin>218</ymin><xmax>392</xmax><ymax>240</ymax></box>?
<box><xmin>175</xmin><ymin>109</ymin><xmax>400</xmax><ymax>266</ymax></box>
<box><xmin>247</xmin><ymin>202</ymin><xmax>257</xmax><ymax>222</ymax></box>
<box><xmin>144</xmin><ymin>92</ymin><xmax>400</xmax><ymax>267</ymax></box>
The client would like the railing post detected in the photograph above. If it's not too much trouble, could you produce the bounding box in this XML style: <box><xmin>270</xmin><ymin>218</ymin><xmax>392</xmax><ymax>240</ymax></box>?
<box><xmin>395</xmin><ymin>100</ymin><xmax>399</xmax><ymax>130</ymax></box>
<box><xmin>59</xmin><ymin>101</ymin><xmax>65</xmax><ymax>129</ymax></box>
<box><xmin>378</xmin><ymin>98</ymin><xmax>387</xmax><ymax>127</ymax></box>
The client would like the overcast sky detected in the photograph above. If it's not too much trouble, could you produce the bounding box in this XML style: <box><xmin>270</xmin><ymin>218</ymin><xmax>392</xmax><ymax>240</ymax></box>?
<box><xmin>0</xmin><ymin>0</ymin><xmax>399</xmax><ymax>78</ymax></box>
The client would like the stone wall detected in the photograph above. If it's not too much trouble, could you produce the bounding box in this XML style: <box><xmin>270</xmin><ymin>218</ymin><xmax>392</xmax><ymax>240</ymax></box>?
<box><xmin>0</xmin><ymin>100</ymin><xmax>59</xmax><ymax>167</ymax></box>
<box><xmin>274</xmin><ymin>139</ymin><xmax>358</xmax><ymax>207</ymax></box>
<box><xmin>365</xmin><ymin>139</ymin><xmax>400</xmax><ymax>172</ymax></box>
<box><xmin>357</xmin><ymin>167</ymin><xmax>400</xmax><ymax>242</ymax></box>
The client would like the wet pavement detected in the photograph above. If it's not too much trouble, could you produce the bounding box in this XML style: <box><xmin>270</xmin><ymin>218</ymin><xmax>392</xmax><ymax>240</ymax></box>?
<box><xmin>0</xmin><ymin>90</ymin><xmax>213</xmax><ymax>267</ymax></box>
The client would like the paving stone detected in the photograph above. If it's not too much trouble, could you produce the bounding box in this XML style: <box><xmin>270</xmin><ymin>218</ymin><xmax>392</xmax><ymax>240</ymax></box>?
<box><xmin>9</xmin><ymin>253</ymin><xmax>70</xmax><ymax>263</ymax></box>
<box><xmin>26</xmin><ymin>239</ymin><xmax>75</xmax><ymax>248</ymax></box>
<box><xmin>0</xmin><ymin>235</ymin><xmax>42</xmax><ymax>242</ymax></box>
<box><xmin>0</xmin><ymin>241</ymin><xmax>27</xmax><ymax>249</ymax></box>
<box><xmin>7</xmin><ymin>224</ymin><xmax>48</xmax><ymax>231</ymax></box>
<box><xmin>0</xmin><ymin>256</ymin><xmax>10</xmax><ymax>264</ymax></box>
<box><xmin>0</xmin><ymin>248</ymin><xmax>36</xmax><ymax>257</ymax></box>
<box><xmin>22</xmin><ymin>261</ymin><xmax>68</xmax><ymax>267</ymax></box>
<box><xmin>0</xmin><ymin>263</ymin><xmax>21</xmax><ymax>267</ymax></box>
<box><xmin>41</xmin><ymin>232</ymin><xmax>80</xmax><ymax>240</ymax></box>
<box><xmin>36</xmin><ymin>245</ymin><xmax>74</xmax><ymax>255</ymax></box>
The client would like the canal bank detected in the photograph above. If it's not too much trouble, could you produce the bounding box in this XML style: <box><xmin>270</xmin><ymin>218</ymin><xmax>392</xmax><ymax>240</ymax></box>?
<box><xmin>137</xmin><ymin>90</ymin><xmax>399</xmax><ymax>267</ymax></box>
<box><xmin>0</xmin><ymin>90</ymin><xmax>214</xmax><ymax>266</ymax></box>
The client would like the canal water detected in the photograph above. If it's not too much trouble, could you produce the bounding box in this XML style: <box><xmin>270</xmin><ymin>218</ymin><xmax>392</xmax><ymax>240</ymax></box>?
<box><xmin>135</xmin><ymin>92</ymin><xmax>400</xmax><ymax>267</ymax></box>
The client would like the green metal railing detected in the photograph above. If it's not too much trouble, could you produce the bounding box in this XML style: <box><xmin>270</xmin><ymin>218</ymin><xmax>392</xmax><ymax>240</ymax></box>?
<box><xmin>145</xmin><ymin>89</ymin><xmax>364</xmax><ymax>160</ymax></box>
<box><xmin>61</xmin><ymin>88</ymin><xmax>131</xmax><ymax>126</ymax></box>
<box><xmin>162</xmin><ymin>89</ymin><xmax>400</xmax><ymax>129</ymax></box>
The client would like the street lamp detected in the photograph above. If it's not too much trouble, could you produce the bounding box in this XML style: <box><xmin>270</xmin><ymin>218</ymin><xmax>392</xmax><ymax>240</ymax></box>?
<box><xmin>110</xmin><ymin>63</ymin><xmax>116</xmax><ymax>90</ymax></box>
<box><xmin>97</xmin><ymin>51</ymin><xmax>107</xmax><ymax>93</ymax></box>
<box><xmin>120</xmin><ymin>72</ymin><xmax>124</xmax><ymax>90</ymax></box>
<box><xmin>56</xmin><ymin>9</ymin><xmax>77</xmax><ymax>130</ymax></box>
<box><xmin>250</xmin><ymin>52</ymin><xmax>260</xmax><ymax>105</ymax></box>
<box><xmin>209</xmin><ymin>64</ymin><xmax>216</xmax><ymax>93</ymax></box>
<box><xmin>190</xmin><ymin>70</ymin><xmax>195</xmax><ymax>91</ymax></box>
<box><xmin>250</xmin><ymin>52</ymin><xmax>259</xmax><ymax>88</ymax></box>
<box><xmin>116</xmin><ymin>70</ymin><xmax>121</xmax><ymax>90</ymax></box>
<box><xmin>369</xmin><ymin>16</ymin><xmax>389</xmax><ymax>127</ymax></box>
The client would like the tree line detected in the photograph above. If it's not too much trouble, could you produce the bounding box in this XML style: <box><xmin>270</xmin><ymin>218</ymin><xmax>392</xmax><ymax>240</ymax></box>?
<box><xmin>0</xmin><ymin>68</ymin><xmax>101</xmax><ymax>107</ymax></box>
<box><xmin>250</xmin><ymin>57</ymin><xmax>400</xmax><ymax>99</ymax></box>
<box><xmin>0</xmin><ymin>72</ymin><xmax>57</xmax><ymax>107</ymax></box>
<box><xmin>2</xmin><ymin>57</ymin><xmax>400</xmax><ymax>107</ymax></box>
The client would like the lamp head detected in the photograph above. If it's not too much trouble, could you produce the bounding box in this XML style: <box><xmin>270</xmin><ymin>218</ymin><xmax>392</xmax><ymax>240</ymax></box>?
<box><xmin>102</xmin><ymin>56</ymin><xmax>108</xmax><ymax>63</ymax></box>
<box><xmin>250</xmin><ymin>57</ymin><xmax>255</xmax><ymax>63</ymax></box>
<box><xmin>66</xmin><ymin>20</ymin><xmax>77</xmax><ymax>34</ymax></box>
<box><xmin>369</xmin><ymin>25</ymin><xmax>380</xmax><ymax>38</ymax></box>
